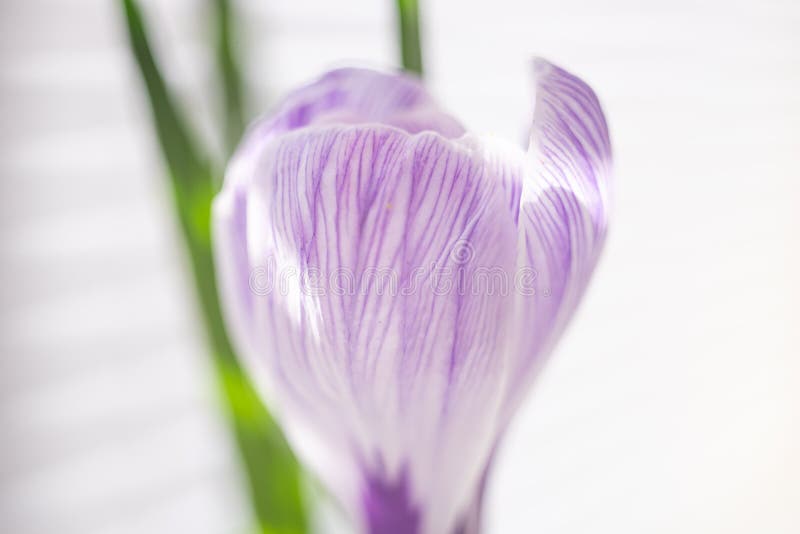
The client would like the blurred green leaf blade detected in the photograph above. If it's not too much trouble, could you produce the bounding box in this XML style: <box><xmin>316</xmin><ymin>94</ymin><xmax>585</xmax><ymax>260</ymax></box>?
<box><xmin>213</xmin><ymin>0</ymin><xmax>247</xmax><ymax>155</ymax></box>
<box><xmin>119</xmin><ymin>1</ymin><xmax>308</xmax><ymax>532</ymax></box>
<box><xmin>396</xmin><ymin>0</ymin><xmax>424</xmax><ymax>76</ymax></box>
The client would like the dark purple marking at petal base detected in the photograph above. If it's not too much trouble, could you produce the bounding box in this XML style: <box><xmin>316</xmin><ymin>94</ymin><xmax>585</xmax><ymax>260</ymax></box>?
<box><xmin>363</xmin><ymin>471</ymin><xmax>420</xmax><ymax>534</ymax></box>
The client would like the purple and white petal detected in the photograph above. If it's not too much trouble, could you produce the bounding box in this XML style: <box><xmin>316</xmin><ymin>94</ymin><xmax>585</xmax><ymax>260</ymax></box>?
<box><xmin>499</xmin><ymin>58</ymin><xmax>612</xmax><ymax>422</ymax></box>
<box><xmin>215</xmin><ymin>124</ymin><xmax>519</xmax><ymax>533</ymax></box>
<box><xmin>248</xmin><ymin>67</ymin><xmax>465</xmax><ymax>144</ymax></box>
<box><xmin>212</xmin><ymin>59</ymin><xmax>612</xmax><ymax>534</ymax></box>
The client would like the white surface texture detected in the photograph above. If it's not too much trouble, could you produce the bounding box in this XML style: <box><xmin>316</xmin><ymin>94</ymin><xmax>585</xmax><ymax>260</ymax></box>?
<box><xmin>1</xmin><ymin>0</ymin><xmax>798</xmax><ymax>533</ymax></box>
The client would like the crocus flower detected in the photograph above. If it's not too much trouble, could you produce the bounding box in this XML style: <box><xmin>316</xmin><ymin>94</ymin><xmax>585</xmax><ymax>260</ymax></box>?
<box><xmin>213</xmin><ymin>58</ymin><xmax>611</xmax><ymax>533</ymax></box>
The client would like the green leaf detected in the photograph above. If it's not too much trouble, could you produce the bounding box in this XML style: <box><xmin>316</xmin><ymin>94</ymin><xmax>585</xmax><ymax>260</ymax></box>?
<box><xmin>119</xmin><ymin>2</ymin><xmax>309</xmax><ymax>532</ymax></box>
<box><xmin>395</xmin><ymin>0</ymin><xmax>424</xmax><ymax>76</ymax></box>
<box><xmin>213</xmin><ymin>0</ymin><xmax>247</xmax><ymax>156</ymax></box>
<box><xmin>121</xmin><ymin>0</ymin><xmax>209</xmax><ymax>195</ymax></box>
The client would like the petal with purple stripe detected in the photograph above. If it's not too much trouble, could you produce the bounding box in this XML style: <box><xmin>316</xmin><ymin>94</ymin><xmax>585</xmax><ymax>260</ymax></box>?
<box><xmin>499</xmin><ymin>58</ymin><xmax>612</xmax><ymax>422</ymax></box>
<box><xmin>212</xmin><ymin>59</ymin><xmax>612</xmax><ymax>534</ymax></box>
<box><xmin>215</xmin><ymin>125</ymin><xmax>519</xmax><ymax>533</ymax></box>
<box><xmin>247</xmin><ymin>67</ymin><xmax>465</xmax><ymax>144</ymax></box>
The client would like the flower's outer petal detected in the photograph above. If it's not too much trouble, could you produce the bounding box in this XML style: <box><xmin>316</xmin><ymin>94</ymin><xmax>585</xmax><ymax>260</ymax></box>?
<box><xmin>500</xmin><ymin>58</ymin><xmax>612</xmax><ymax>421</ymax></box>
<box><xmin>214</xmin><ymin>124</ymin><xmax>518</xmax><ymax>534</ymax></box>
<box><xmin>247</xmin><ymin>68</ymin><xmax>465</xmax><ymax>145</ymax></box>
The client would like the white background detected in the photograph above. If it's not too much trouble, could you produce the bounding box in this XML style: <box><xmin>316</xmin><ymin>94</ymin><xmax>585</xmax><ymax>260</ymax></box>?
<box><xmin>1</xmin><ymin>0</ymin><xmax>798</xmax><ymax>533</ymax></box>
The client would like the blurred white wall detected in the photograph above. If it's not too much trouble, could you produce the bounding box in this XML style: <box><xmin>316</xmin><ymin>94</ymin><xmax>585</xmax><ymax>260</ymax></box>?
<box><xmin>1</xmin><ymin>0</ymin><xmax>798</xmax><ymax>533</ymax></box>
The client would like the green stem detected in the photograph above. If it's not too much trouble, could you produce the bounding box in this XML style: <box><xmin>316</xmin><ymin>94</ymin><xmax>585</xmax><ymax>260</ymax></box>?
<box><xmin>120</xmin><ymin>2</ymin><xmax>308</xmax><ymax>532</ymax></box>
<box><xmin>395</xmin><ymin>0</ymin><xmax>424</xmax><ymax>76</ymax></box>
<box><xmin>213</xmin><ymin>0</ymin><xmax>247</xmax><ymax>156</ymax></box>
